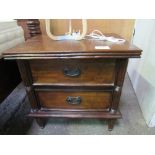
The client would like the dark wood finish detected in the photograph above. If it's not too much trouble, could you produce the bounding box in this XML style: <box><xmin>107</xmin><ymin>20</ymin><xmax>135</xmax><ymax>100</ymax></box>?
<box><xmin>30</xmin><ymin>59</ymin><xmax>115</xmax><ymax>85</ymax></box>
<box><xmin>27</xmin><ymin>19</ymin><xmax>41</xmax><ymax>37</ymax></box>
<box><xmin>36</xmin><ymin>118</ymin><xmax>46</xmax><ymax>128</ymax></box>
<box><xmin>3</xmin><ymin>35</ymin><xmax>141</xmax><ymax>59</ymax></box>
<box><xmin>108</xmin><ymin>119</ymin><xmax>115</xmax><ymax>131</ymax></box>
<box><xmin>17</xmin><ymin>60</ymin><xmax>38</xmax><ymax>110</ymax></box>
<box><xmin>17</xmin><ymin>19</ymin><xmax>41</xmax><ymax>40</ymax></box>
<box><xmin>111</xmin><ymin>59</ymin><xmax>128</xmax><ymax>112</ymax></box>
<box><xmin>36</xmin><ymin>90</ymin><xmax>112</xmax><ymax>110</ymax></box>
<box><xmin>29</xmin><ymin>110</ymin><xmax>122</xmax><ymax>119</ymax></box>
<box><xmin>2</xmin><ymin>33</ymin><xmax>142</xmax><ymax>130</ymax></box>
<box><xmin>17</xmin><ymin>19</ymin><xmax>31</xmax><ymax>40</ymax></box>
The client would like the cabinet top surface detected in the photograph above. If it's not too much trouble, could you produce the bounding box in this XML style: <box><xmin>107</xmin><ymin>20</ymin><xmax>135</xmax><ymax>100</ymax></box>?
<box><xmin>3</xmin><ymin>34</ymin><xmax>142</xmax><ymax>59</ymax></box>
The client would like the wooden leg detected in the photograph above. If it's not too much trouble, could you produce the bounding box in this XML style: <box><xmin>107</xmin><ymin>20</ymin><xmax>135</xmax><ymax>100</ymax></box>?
<box><xmin>108</xmin><ymin>119</ymin><xmax>115</xmax><ymax>131</ymax></box>
<box><xmin>36</xmin><ymin>118</ymin><xmax>46</xmax><ymax>129</ymax></box>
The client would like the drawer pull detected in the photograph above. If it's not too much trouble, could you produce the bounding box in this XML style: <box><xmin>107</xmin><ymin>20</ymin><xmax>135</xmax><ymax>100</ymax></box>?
<box><xmin>66</xmin><ymin>96</ymin><xmax>81</xmax><ymax>105</ymax></box>
<box><xmin>63</xmin><ymin>67</ymin><xmax>81</xmax><ymax>77</ymax></box>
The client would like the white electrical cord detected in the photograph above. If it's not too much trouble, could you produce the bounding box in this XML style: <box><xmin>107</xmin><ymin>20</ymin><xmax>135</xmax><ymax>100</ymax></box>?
<box><xmin>85</xmin><ymin>30</ymin><xmax>126</xmax><ymax>43</ymax></box>
<box><xmin>45</xmin><ymin>19</ymin><xmax>126</xmax><ymax>43</ymax></box>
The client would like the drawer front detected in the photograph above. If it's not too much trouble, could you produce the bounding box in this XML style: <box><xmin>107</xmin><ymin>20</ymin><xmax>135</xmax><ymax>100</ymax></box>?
<box><xmin>30</xmin><ymin>59</ymin><xmax>115</xmax><ymax>85</ymax></box>
<box><xmin>36</xmin><ymin>90</ymin><xmax>112</xmax><ymax>110</ymax></box>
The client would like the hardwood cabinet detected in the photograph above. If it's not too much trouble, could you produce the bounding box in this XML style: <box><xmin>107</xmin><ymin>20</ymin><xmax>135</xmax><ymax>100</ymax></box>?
<box><xmin>3</xmin><ymin>34</ymin><xmax>141</xmax><ymax>130</ymax></box>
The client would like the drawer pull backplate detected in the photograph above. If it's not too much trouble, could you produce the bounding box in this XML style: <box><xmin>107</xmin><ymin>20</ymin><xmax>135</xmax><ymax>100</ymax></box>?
<box><xmin>63</xmin><ymin>67</ymin><xmax>81</xmax><ymax>77</ymax></box>
<box><xmin>66</xmin><ymin>96</ymin><xmax>81</xmax><ymax>105</ymax></box>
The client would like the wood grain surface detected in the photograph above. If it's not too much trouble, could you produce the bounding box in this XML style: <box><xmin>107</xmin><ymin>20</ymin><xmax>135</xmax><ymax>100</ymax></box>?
<box><xmin>36</xmin><ymin>90</ymin><xmax>112</xmax><ymax>110</ymax></box>
<box><xmin>30</xmin><ymin>59</ymin><xmax>116</xmax><ymax>85</ymax></box>
<box><xmin>3</xmin><ymin>34</ymin><xmax>141</xmax><ymax>59</ymax></box>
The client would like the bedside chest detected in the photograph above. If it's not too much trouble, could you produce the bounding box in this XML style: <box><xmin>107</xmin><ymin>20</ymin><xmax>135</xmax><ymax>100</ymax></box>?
<box><xmin>3</xmin><ymin>34</ymin><xmax>142</xmax><ymax>131</ymax></box>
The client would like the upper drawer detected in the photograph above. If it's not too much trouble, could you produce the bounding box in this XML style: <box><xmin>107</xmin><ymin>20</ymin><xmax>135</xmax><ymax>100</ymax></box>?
<box><xmin>29</xmin><ymin>59</ymin><xmax>116</xmax><ymax>85</ymax></box>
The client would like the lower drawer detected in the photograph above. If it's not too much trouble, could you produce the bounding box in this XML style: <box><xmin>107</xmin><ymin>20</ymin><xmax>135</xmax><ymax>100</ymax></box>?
<box><xmin>36</xmin><ymin>90</ymin><xmax>112</xmax><ymax>110</ymax></box>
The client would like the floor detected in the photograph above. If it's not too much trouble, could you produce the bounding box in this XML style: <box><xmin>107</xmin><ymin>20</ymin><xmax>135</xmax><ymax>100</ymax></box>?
<box><xmin>0</xmin><ymin>74</ymin><xmax>155</xmax><ymax>135</ymax></box>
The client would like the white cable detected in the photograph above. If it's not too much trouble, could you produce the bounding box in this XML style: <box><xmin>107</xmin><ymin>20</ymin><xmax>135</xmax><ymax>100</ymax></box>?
<box><xmin>85</xmin><ymin>30</ymin><xmax>126</xmax><ymax>43</ymax></box>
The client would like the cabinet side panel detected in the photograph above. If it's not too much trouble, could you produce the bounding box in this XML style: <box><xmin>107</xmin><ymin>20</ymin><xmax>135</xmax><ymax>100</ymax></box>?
<box><xmin>111</xmin><ymin>59</ymin><xmax>128</xmax><ymax>112</ymax></box>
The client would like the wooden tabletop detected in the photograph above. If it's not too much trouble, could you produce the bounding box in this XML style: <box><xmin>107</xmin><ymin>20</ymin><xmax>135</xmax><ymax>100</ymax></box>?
<box><xmin>3</xmin><ymin>34</ymin><xmax>142</xmax><ymax>59</ymax></box>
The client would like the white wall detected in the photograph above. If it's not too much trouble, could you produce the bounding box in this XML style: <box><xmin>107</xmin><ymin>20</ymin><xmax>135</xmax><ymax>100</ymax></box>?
<box><xmin>128</xmin><ymin>19</ymin><xmax>155</xmax><ymax>127</ymax></box>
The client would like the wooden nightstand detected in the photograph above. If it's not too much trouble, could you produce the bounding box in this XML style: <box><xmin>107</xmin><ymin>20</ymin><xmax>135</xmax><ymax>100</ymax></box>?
<box><xmin>3</xmin><ymin>34</ymin><xmax>141</xmax><ymax>131</ymax></box>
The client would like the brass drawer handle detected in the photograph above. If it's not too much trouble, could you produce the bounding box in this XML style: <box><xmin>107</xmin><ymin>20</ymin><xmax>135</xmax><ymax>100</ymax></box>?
<box><xmin>66</xmin><ymin>96</ymin><xmax>81</xmax><ymax>105</ymax></box>
<box><xmin>63</xmin><ymin>67</ymin><xmax>81</xmax><ymax>77</ymax></box>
